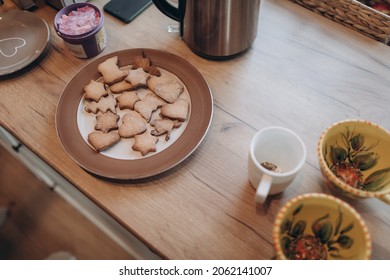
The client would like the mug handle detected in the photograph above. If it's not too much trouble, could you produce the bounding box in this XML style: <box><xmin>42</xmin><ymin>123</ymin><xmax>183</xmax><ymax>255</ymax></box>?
<box><xmin>255</xmin><ymin>173</ymin><xmax>272</xmax><ymax>204</ymax></box>
<box><xmin>379</xmin><ymin>193</ymin><xmax>390</xmax><ymax>205</ymax></box>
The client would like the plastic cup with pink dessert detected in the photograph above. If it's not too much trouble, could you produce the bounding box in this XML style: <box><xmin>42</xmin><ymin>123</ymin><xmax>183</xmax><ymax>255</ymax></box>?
<box><xmin>54</xmin><ymin>3</ymin><xmax>107</xmax><ymax>58</ymax></box>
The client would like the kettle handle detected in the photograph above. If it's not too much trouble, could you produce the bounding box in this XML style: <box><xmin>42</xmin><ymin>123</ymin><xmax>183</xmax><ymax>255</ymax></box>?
<box><xmin>152</xmin><ymin>0</ymin><xmax>182</xmax><ymax>22</ymax></box>
<box><xmin>153</xmin><ymin>0</ymin><xmax>186</xmax><ymax>36</ymax></box>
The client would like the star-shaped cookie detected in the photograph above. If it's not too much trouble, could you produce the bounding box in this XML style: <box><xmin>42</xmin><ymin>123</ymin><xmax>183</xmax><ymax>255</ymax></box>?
<box><xmin>83</xmin><ymin>80</ymin><xmax>107</xmax><ymax>102</ymax></box>
<box><xmin>125</xmin><ymin>68</ymin><xmax>150</xmax><ymax>89</ymax></box>
<box><xmin>134</xmin><ymin>91</ymin><xmax>166</xmax><ymax>122</ymax></box>
<box><xmin>132</xmin><ymin>131</ymin><xmax>159</xmax><ymax>156</ymax></box>
<box><xmin>94</xmin><ymin>111</ymin><xmax>120</xmax><ymax>133</ymax></box>
<box><xmin>84</xmin><ymin>94</ymin><xmax>117</xmax><ymax>114</ymax></box>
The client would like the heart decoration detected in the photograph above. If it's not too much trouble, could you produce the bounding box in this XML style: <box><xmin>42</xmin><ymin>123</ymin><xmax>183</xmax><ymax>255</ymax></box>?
<box><xmin>0</xmin><ymin>37</ymin><xmax>27</xmax><ymax>58</ymax></box>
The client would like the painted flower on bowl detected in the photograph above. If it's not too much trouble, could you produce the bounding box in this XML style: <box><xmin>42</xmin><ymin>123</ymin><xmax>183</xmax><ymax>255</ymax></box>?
<box><xmin>318</xmin><ymin>120</ymin><xmax>390</xmax><ymax>203</ymax></box>
<box><xmin>280</xmin><ymin>203</ymin><xmax>354</xmax><ymax>259</ymax></box>
<box><xmin>273</xmin><ymin>193</ymin><xmax>371</xmax><ymax>260</ymax></box>
<box><xmin>324</xmin><ymin>126</ymin><xmax>390</xmax><ymax>192</ymax></box>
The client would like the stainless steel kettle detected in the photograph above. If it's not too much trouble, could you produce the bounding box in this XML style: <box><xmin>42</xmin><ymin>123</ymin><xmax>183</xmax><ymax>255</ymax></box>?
<box><xmin>152</xmin><ymin>0</ymin><xmax>261</xmax><ymax>59</ymax></box>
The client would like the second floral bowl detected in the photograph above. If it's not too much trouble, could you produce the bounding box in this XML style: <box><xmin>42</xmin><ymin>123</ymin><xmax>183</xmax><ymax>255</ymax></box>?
<box><xmin>273</xmin><ymin>193</ymin><xmax>371</xmax><ymax>260</ymax></box>
<box><xmin>318</xmin><ymin>120</ymin><xmax>390</xmax><ymax>204</ymax></box>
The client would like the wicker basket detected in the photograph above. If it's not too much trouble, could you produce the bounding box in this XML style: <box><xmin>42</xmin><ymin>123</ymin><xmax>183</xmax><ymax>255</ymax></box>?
<box><xmin>289</xmin><ymin>0</ymin><xmax>390</xmax><ymax>45</ymax></box>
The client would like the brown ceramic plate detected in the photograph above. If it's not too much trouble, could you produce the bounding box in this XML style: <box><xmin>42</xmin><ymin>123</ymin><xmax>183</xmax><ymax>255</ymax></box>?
<box><xmin>0</xmin><ymin>10</ymin><xmax>50</xmax><ymax>76</ymax></box>
<box><xmin>56</xmin><ymin>49</ymin><xmax>213</xmax><ymax>179</ymax></box>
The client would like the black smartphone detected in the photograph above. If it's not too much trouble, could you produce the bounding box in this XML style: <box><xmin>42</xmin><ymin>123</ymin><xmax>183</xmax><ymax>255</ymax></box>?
<box><xmin>103</xmin><ymin>0</ymin><xmax>152</xmax><ymax>23</ymax></box>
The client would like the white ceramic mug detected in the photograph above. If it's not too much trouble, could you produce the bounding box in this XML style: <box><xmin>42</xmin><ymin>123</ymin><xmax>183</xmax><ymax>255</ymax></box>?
<box><xmin>248</xmin><ymin>127</ymin><xmax>307</xmax><ymax>204</ymax></box>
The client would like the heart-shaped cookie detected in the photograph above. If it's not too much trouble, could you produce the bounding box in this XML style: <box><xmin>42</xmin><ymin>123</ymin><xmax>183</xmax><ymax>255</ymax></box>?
<box><xmin>0</xmin><ymin>37</ymin><xmax>26</xmax><ymax>58</ymax></box>
<box><xmin>88</xmin><ymin>131</ymin><xmax>120</xmax><ymax>152</ymax></box>
<box><xmin>118</xmin><ymin>111</ymin><xmax>147</xmax><ymax>138</ymax></box>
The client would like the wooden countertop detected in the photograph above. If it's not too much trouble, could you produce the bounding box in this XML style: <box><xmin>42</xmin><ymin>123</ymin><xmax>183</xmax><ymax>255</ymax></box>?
<box><xmin>1</xmin><ymin>0</ymin><xmax>389</xmax><ymax>259</ymax></box>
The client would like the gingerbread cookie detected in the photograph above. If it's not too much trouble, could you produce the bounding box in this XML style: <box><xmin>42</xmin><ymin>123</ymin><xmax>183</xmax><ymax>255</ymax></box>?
<box><xmin>118</xmin><ymin>111</ymin><xmax>148</xmax><ymax>138</ymax></box>
<box><xmin>125</xmin><ymin>68</ymin><xmax>150</xmax><ymax>89</ymax></box>
<box><xmin>94</xmin><ymin>111</ymin><xmax>119</xmax><ymax>133</ymax></box>
<box><xmin>88</xmin><ymin>131</ymin><xmax>120</xmax><ymax>152</ymax></box>
<box><xmin>84</xmin><ymin>80</ymin><xmax>107</xmax><ymax>102</ymax></box>
<box><xmin>145</xmin><ymin>65</ymin><xmax>161</xmax><ymax>77</ymax></box>
<box><xmin>132</xmin><ymin>55</ymin><xmax>161</xmax><ymax>77</ymax></box>
<box><xmin>116</xmin><ymin>90</ymin><xmax>140</xmax><ymax>110</ymax></box>
<box><xmin>132</xmin><ymin>55</ymin><xmax>151</xmax><ymax>71</ymax></box>
<box><xmin>132</xmin><ymin>131</ymin><xmax>159</xmax><ymax>156</ymax></box>
<box><xmin>160</xmin><ymin>98</ymin><xmax>189</xmax><ymax>121</ymax></box>
<box><xmin>109</xmin><ymin>80</ymin><xmax>133</xmax><ymax>94</ymax></box>
<box><xmin>134</xmin><ymin>91</ymin><xmax>166</xmax><ymax>121</ymax></box>
<box><xmin>148</xmin><ymin>76</ymin><xmax>184</xmax><ymax>103</ymax></box>
<box><xmin>151</xmin><ymin>118</ymin><xmax>181</xmax><ymax>141</ymax></box>
<box><xmin>97</xmin><ymin>56</ymin><xmax>127</xmax><ymax>85</ymax></box>
<box><xmin>84</xmin><ymin>94</ymin><xmax>117</xmax><ymax>114</ymax></box>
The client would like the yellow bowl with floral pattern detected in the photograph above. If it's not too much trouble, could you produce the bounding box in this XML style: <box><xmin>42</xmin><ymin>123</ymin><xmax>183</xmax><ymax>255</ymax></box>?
<box><xmin>318</xmin><ymin>120</ymin><xmax>390</xmax><ymax>204</ymax></box>
<box><xmin>273</xmin><ymin>193</ymin><xmax>371</xmax><ymax>260</ymax></box>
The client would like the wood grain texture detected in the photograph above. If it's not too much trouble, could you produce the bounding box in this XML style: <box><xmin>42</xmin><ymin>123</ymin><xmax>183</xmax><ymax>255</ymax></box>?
<box><xmin>0</xmin><ymin>0</ymin><xmax>389</xmax><ymax>259</ymax></box>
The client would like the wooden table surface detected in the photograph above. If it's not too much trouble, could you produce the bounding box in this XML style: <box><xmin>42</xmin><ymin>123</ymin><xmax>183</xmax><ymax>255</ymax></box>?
<box><xmin>1</xmin><ymin>0</ymin><xmax>389</xmax><ymax>259</ymax></box>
